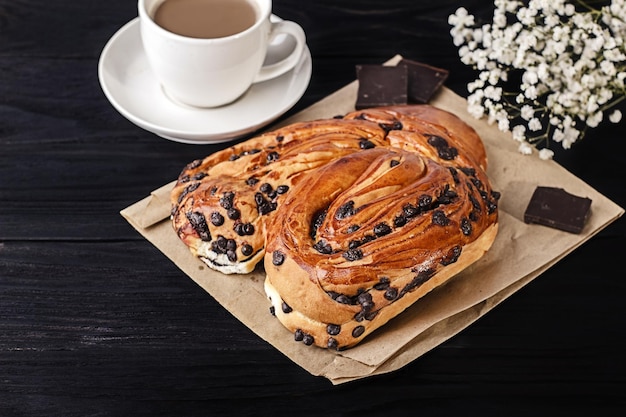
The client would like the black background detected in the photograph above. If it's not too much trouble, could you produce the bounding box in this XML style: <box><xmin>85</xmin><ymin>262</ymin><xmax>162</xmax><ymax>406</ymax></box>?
<box><xmin>1</xmin><ymin>0</ymin><xmax>625</xmax><ymax>415</ymax></box>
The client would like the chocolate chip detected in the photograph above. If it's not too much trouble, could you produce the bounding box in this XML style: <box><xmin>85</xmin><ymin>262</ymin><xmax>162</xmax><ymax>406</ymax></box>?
<box><xmin>255</xmin><ymin>192</ymin><xmax>277</xmax><ymax>215</ymax></box>
<box><xmin>427</xmin><ymin>135</ymin><xmax>448</xmax><ymax>148</ymax></box>
<box><xmin>379</xmin><ymin>121</ymin><xmax>403</xmax><ymax>133</ymax></box>
<box><xmin>403</xmin><ymin>203</ymin><xmax>419</xmax><ymax>218</ymax></box>
<box><xmin>219</xmin><ymin>192</ymin><xmax>235</xmax><ymax>210</ymax></box>
<box><xmin>374</xmin><ymin>277</ymin><xmax>390</xmax><ymax>290</ymax></box>
<box><xmin>227</xmin><ymin>208</ymin><xmax>241</xmax><ymax>220</ymax></box>
<box><xmin>427</xmin><ymin>135</ymin><xmax>458</xmax><ymax>160</ymax></box>
<box><xmin>260</xmin><ymin>183</ymin><xmax>273</xmax><ymax>194</ymax></box>
<box><xmin>432</xmin><ymin>209</ymin><xmax>450</xmax><ymax>226</ymax></box>
<box><xmin>354</xmin><ymin>311</ymin><xmax>365</xmax><ymax>322</ymax></box>
<box><xmin>418</xmin><ymin>194</ymin><xmax>433</xmax><ymax>210</ymax></box>
<box><xmin>313</xmin><ymin>240</ymin><xmax>333</xmax><ymax>254</ymax></box>
<box><xmin>266</xmin><ymin>151</ymin><xmax>279</xmax><ymax>163</ymax></box>
<box><xmin>211</xmin><ymin>239</ymin><xmax>223</xmax><ymax>254</ymax></box>
<box><xmin>373</xmin><ymin>222</ymin><xmax>392</xmax><ymax>237</ymax></box>
<box><xmin>335</xmin><ymin>201</ymin><xmax>356</xmax><ymax>220</ymax></box>
<box><xmin>276</xmin><ymin>185</ymin><xmax>289</xmax><ymax>194</ymax></box>
<box><xmin>390</xmin><ymin>160</ymin><xmax>400</xmax><ymax>167</ymax></box>
<box><xmin>357</xmin><ymin>292</ymin><xmax>374</xmax><ymax>311</ymax></box>
<box><xmin>310</xmin><ymin>209</ymin><xmax>327</xmax><ymax>239</ymax></box>
<box><xmin>246</xmin><ymin>177</ymin><xmax>260</xmax><ymax>186</ymax></box>
<box><xmin>234</xmin><ymin>222</ymin><xmax>255</xmax><ymax>236</ymax></box>
<box><xmin>469</xmin><ymin>193</ymin><xmax>482</xmax><ymax>212</ymax></box>
<box><xmin>349</xmin><ymin>235</ymin><xmax>374</xmax><ymax>249</ymax></box>
<box><xmin>244</xmin><ymin>223</ymin><xmax>254</xmax><ymax>235</ymax></box>
<box><xmin>439</xmin><ymin>146</ymin><xmax>458</xmax><ymax>160</ymax></box>
<box><xmin>352</xmin><ymin>325</ymin><xmax>365</xmax><ymax>338</ymax></box>
<box><xmin>441</xmin><ymin>245</ymin><xmax>462</xmax><ymax>266</ymax></box>
<box><xmin>192</xmin><ymin>172</ymin><xmax>207</xmax><ymax>180</ymax></box>
<box><xmin>187</xmin><ymin>159</ymin><xmax>202</xmax><ymax>169</ymax></box>
<box><xmin>401</xmin><ymin>269</ymin><xmax>435</xmax><ymax>294</ymax></box>
<box><xmin>359</xmin><ymin>138</ymin><xmax>376</xmax><ymax>149</ymax></box>
<box><xmin>186</xmin><ymin>211</ymin><xmax>211</xmax><ymax>241</ymax></box>
<box><xmin>439</xmin><ymin>186</ymin><xmax>458</xmax><ymax>204</ymax></box>
<box><xmin>335</xmin><ymin>294</ymin><xmax>352</xmax><ymax>304</ymax></box>
<box><xmin>272</xmin><ymin>251</ymin><xmax>285</xmax><ymax>266</ymax></box>
<box><xmin>393</xmin><ymin>215</ymin><xmax>407</xmax><ymax>227</ymax></box>
<box><xmin>269</xmin><ymin>305</ymin><xmax>275</xmax><ymax>316</ymax></box>
<box><xmin>210</xmin><ymin>211</ymin><xmax>224</xmax><ymax>226</ymax></box>
<box><xmin>460</xmin><ymin>167</ymin><xmax>476</xmax><ymax>177</ymax></box>
<box><xmin>215</xmin><ymin>235</ymin><xmax>228</xmax><ymax>252</ymax></box>
<box><xmin>327</xmin><ymin>324</ymin><xmax>341</xmax><ymax>335</ymax></box>
<box><xmin>448</xmin><ymin>167</ymin><xmax>460</xmax><ymax>183</ymax></box>
<box><xmin>294</xmin><ymin>329</ymin><xmax>304</xmax><ymax>341</ymax></box>
<box><xmin>365</xmin><ymin>310</ymin><xmax>379</xmax><ymax>320</ymax></box>
<box><xmin>177</xmin><ymin>182</ymin><xmax>200</xmax><ymax>204</ymax></box>
<box><xmin>384</xmin><ymin>287</ymin><xmax>398</xmax><ymax>301</ymax></box>
<box><xmin>327</xmin><ymin>337</ymin><xmax>339</xmax><ymax>350</ymax></box>
<box><xmin>346</xmin><ymin>224</ymin><xmax>360</xmax><ymax>234</ymax></box>
<box><xmin>343</xmin><ymin>248</ymin><xmax>363</xmax><ymax>261</ymax></box>
<box><xmin>276</xmin><ymin>135</ymin><xmax>284</xmax><ymax>142</ymax></box>
<box><xmin>460</xmin><ymin>217</ymin><xmax>472</xmax><ymax>236</ymax></box>
<box><xmin>226</xmin><ymin>250</ymin><xmax>237</xmax><ymax>262</ymax></box>
<box><xmin>241</xmin><ymin>244</ymin><xmax>253</xmax><ymax>257</ymax></box>
<box><xmin>302</xmin><ymin>334</ymin><xmax>314</xmax><ymax>346</ymax></box>
<box><xmin>281</xmin><ymin>301</ymin><xmax>292</xmax><ymax>314</ymax></box>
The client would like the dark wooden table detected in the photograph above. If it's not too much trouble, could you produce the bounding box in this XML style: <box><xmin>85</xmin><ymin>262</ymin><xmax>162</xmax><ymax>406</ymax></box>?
<box><xmin>1</xmin><ymin>0</ymin><xmax>625</xmax><ymax>415</ymax></box>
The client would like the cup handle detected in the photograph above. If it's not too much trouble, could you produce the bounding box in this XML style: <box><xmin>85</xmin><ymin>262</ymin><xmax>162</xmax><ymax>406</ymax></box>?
<box><xmin>253</xmin><ymin>20</ymin><xmax>306</xmax><ymax>83</ymax></box>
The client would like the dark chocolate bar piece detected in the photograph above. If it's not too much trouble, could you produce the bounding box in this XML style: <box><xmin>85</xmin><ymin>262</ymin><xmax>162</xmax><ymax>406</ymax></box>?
<box><xmin>400</xmin><ymin>58</ymin><xmax>449</xmax><ymax>104</ymax></box>
<box><xmin>355</xmin><ymin>64</ymin><xmax>408</xmax><ymax>110</ymax></box>
<box><xmin>524</xmin><ymin>186</ymin><xmax>592</xmax><ymax>234</ymax></box>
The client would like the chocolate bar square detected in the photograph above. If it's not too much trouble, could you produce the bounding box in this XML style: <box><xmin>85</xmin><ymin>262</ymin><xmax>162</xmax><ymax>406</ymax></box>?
<box><xmin>355</xmin><ymin>64</ymin><xmax>408</xmax><ymax>110</ymax></box>
<box><xmin>524</xmin><ymin>186</ymin><xmax>592</xmax><ymax>234</ymax></box>
<box><xmin>400</xmin><ymin>58</ymin><xmax>449</xmax><ymax>104</ymax></box>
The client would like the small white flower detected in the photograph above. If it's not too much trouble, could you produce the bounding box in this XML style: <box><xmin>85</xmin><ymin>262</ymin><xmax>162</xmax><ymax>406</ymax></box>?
<box><xmin>538</xmin><ymin>148</ymin><xmax>554</xmax><ymax>160</ymax></box>
<box><xmin>448</xmin><ymin>7</ymin><xmax>474</xmax><ymax>27</ymax></box>
<box><xmin>609</xmin><ymin>109</ymin><xmax>623</xmax><ymax>123</ymax></box>
<box><xmin>528</xmin><ymin>117</ymin><xmax>542</xmax><ymax>131</ymax></box>
<box><xmin>498</xmin><ymin>116</ymin><xmax>510</xmax><ymax>132</ymax></box>
<box><xmin>522</xmin><ymin>69</ymin><xmax>539</xmax><ymax>85</ymax></box>
<box><xmin>518</xmin><ymin>142</ymin><xmax>533</xmax><ymax>155</ymax></box>
<box><xmin>468</xmin><ymin>103</ymin><xmax>485</xmax><ymax>119</ymax></box>
<box><xmin>448</xmin><ymin>0</ymin><xmax>624</xmax><ymax>157</ymax></box>
<box><xmin>586</xmin><ymin>111</ymin><xmax>603</xmax><ymax>128</ymax></box>
<box><xmin>512</xmin><ymin>124</ymin><xmax>527</xmax><ymax>141</ymax></box>
<box><xmin>521</xmin><ymin>104</ymin><xmax>535</xmax><ymax>120</ymax></box>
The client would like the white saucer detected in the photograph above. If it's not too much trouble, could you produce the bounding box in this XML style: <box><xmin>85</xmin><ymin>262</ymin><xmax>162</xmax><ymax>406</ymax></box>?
<box><xmin>98</xmin><ymin>17</ymin><xmax>312</xmax><ymax>144</ymax></box>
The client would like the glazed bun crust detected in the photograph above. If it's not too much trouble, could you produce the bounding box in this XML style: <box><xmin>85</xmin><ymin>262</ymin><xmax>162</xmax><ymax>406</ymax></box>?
<box><xmin>171</xmin><ymin>105</ymin><xmax>500</xmax><ymax>349</ymax></box>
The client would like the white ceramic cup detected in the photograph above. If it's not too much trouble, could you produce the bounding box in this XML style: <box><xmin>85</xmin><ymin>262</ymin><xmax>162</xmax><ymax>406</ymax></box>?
<box><xmin>138</xmin><ymin>0</ymin><xmax>306</xmax><ymax>108</ymax></box>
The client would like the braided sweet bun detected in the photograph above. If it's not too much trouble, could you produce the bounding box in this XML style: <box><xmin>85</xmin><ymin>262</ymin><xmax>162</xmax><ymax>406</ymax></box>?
<box><xmin>171</xmin><ymin>105</ymin><xmax>500</xmax><ymax>350</ymax></box>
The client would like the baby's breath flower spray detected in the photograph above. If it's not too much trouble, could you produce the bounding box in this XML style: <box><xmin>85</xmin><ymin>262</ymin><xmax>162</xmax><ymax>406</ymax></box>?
<box><xmin>449</xmin><ymin>0</ymin><xmax>625</xmax><ymax>158</ymax></box>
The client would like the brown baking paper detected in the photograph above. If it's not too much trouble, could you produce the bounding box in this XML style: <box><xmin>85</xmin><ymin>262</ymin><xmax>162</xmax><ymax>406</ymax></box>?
<box><xmin>121</xmin><ymin>55</ymin><xmax>624</xmax><ymax>385</ymax></box>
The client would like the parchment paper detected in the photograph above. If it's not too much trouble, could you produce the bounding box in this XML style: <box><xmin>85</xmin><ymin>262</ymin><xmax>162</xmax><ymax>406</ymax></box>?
<box><xmin>121</xmin><ymin>55</ymin><xmax>624</xmax><ymax>385</ymax></box>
